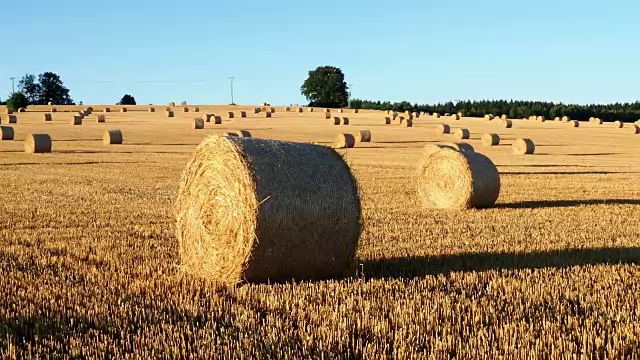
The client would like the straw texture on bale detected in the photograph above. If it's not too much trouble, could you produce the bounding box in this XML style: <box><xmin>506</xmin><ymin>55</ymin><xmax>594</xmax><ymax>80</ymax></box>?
<box><xmin>482</xmin><ymin>133</ymin><xmax>500</xmax><ymax>146</ymax></box>
<box><xmin>454</xmin><ymin>128</ymin><xmax>470</xmax><ymax>140</ymax></box>
<box><xmin>175</xmin><ymin>136</ymin><xmax>361</xmax><ymax>284</ymax></box>
<box><xmin>629</xmin><ymin>124</ymin><xmax>640</xmax><ymax>134</ymax></box>
<box><xmin>335</xmin><ymin>133</ymin><xmax>356</xmax><ymax>149</ymax></box>
<box><xmin>194</xmin><ymin>118</ymin><xmax>205</xmax><ymax>129</ymax></box>
<box><xmin>484</xmin><ymin>114</ymin><xmax>494</xmax><ymax>121</ymax></box>
<box><xmin>44</xmin><ymin>113</ymin><xmax>52</xmax><ymax>121</ymax></box>
<box><xmin>451</xmin><ymin>114</ymin><xmax>461</xmax><ymax>120</ymax></box>
<box><xmin>231</xmin><ymin>130</ymin><xmax>252</xmax><ymax>137</ymax></box>
<box><xmin>355</xmin><ymin>130</ymin><xmax>371</xmax><ymax>143</ymax></box>
<box><xmin>537</xmin><ymin>116</ymin><xmax>546</xmax><ymax>122</ymax></box>
<box><xmin>97</xmin><ymin>115</ymin><xmax>106</xmax><ymax>123</ymax></box>
<box><xmin>437</xmin><ymin>124</ymin><xmax>450</xmax><ymax>134</ymax></box>
<box><xmin>103</xmin><ymin>130</ymin><xmax>123</xmax><ymax>145</ymax></box>
<box><xmin>71</xmin><ymin>116</ymin><xmax>82</xmax><ymax>125</ymax></box>
<box><xmin>121</xmin><ymin>108</ymin><xmax>128</xmax><ymax>113</ymax></box>
<box><xmin>502</xmin><ymin>119</ymin><xmax>513</xmax><ymax>128</ymax></box>
<box><xmin>513</xmin><ymin>138</ymin><xmax>535</xmax><ymax>155</ymax></box>
<box><xmin>264</xmin><ymin>112</ymin><xmax>272</xmax><ymax>118</ymax></box>
<box><xmin>562</xmin><ymin>116</ymin><xmax>570</xmax><ymax>122</ymax></box>
<box><xmin>149</xmin><ymin>107</ymin><xmax>156</xmax><ymax>113</ymax></box>
<box><xmin>401</xmin><ymin>119</ymin><xmax>413</xmax><ymax>127</ymax></box>
<box><xmin>501</xmin><ymin>115</ymin><xmax>507</xmax><ymax>120</ymax></box>
<box><xmin>614</xmin><ymin>121</ymin><xmax>623</xmax><ymax>128</ymax></box>
<box><xmin>416</xmin><ymin>146</ymin><xmax>500</xmax><ymax>209</ymax></box>
<box><xmin>567</xmin><ymin>120</ymin><xmax>579</xmax><ymax>127</ymax></box>
<box><xmin>381</xmin><ymin>116</ymin><xmax>391</xmax><ymax>125</ymax></box>
<box><xmin>0</xmin><ymin>126</ymin><xmax>14</xmax><ymax>140</ymax></box>
<box><xmin>25</xmin><ymin>134</ymin><xmax>51</xmax><ymax>153</ymax></box>
<box><xmin>341</xmin><ymin>117</ymin><xmax>350</xmax><ymax>125</ymax></box>
<box><xmin>166</xmin><ymin>111</ymin><xmax>175</xmax><ymax>118</ymax></box>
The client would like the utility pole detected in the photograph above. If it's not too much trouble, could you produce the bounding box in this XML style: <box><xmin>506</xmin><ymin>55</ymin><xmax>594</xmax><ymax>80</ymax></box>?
<box><xmin>347</xmin><ymin>83</ymin><xmax>353</xmax><ymax>108</ymax></box>
<box><xmin>228</xmin><ymin>77</ymin><xmax>235</xmax><ymax>105</ymax></box>
<box><xmin>9</xmin><ymin>77</ymin><xmax>15</xmax><ymax>94</ymax></box>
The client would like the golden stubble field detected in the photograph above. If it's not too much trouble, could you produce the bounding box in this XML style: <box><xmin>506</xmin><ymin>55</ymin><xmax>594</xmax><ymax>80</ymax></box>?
<box><xmin>1</xmin><ymin>105</ymin><xmax>639</xmax><ymax>358</ymax></box>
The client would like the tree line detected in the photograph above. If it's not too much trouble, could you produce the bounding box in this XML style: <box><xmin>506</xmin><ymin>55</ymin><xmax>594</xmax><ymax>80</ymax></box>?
<box><xmin>349</xmin><ymin>98</ymin><xmax>640</xmax><ymax>123</ymax></box>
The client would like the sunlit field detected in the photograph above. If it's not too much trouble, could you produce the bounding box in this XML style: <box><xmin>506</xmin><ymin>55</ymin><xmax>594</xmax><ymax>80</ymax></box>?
<box><xmin>1</xmin><ymin>105</ymin><xmax>639</xmax><ymax>358</ymax></box>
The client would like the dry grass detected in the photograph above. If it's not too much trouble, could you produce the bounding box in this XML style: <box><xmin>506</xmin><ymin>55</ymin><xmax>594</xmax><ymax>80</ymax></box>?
<box><xmin>0</xmin><ymin>106</ymin><xmax>639</xmax><ymax>358</ymax></box>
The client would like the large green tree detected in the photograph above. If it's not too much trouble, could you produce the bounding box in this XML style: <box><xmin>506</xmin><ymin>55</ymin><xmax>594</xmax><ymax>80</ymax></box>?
<box><xmin>301</xmin><ymin>66</ymin><xmax>349</xmax><ymax>108</ymax></box>
<box><xmin>6</xmin><ymin>92</ymin><xmax>29</xmax><ymax>110</ymax></box>
<box><xmin>117</xmin><ymin>94</ymin><xmax>137</xmax><ymax>105</ymax></box>
<box><xmin>18</xmin><ymin>72</ymin><xmax>74</xmax><ymax>105</ymax></box>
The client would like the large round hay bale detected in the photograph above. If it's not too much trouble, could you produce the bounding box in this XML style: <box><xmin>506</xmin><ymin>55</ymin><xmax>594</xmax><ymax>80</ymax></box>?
<box><xmin>437</xmin><ymin>124</ymin><xmax>450</xmax><ymax>134</ymax></box>
<box><xmin>7</xmin><ymin>115</ymin><xmax>17</xmax><ymax>124</ymax></box>
<box><xmin>416</xmin><ymin>147</ymin><xmax>500</xmax><ymax>209</ymax></box>
<box><xmin>18</xmin><ymin>108</ymin><xmax>26</xmax><ymax>113</ymax></box>
<box><xmin>104</xmin><ymin>107</ymin><xmax>111</xmax><ymax>113</ymax></box>
<box><xmin>341</xmin><ymin>117</ymin><xmax>350</xmax><ymax>125</ymax></box>
<box><xmin>536</xmin><ymin>116</ymin><xmax>546</xmax><ymax>122</ymax></box>
<box><xmin>567</xmin><ymin>120</ymin><xmax>579</xmax><ymax>127</ymax></box>
<box><xmin>97</xmin><ymin>115</ymin><xmax>106</xmax><ymax>123</ymax></box>
<box><xmin>166</xmin><ymin>111</ymin><xmax>175</xmax><ymax>118</ymax></box>
<box><xmin>355</xmin><ymin>130</ymin><xmax>371</xmax><ymax>142</ymax></box>
<box><xmin>502</xmin><ymin>119</ymin><xmax>513</xmax><ymax>128</ymax></box>
<box><xmin>331</xmin><ymin>117</ymin><xmax>341</xmax><ymax>125</ymax></box>
<box><xmin>433</xmin><ymin>113</ymin><xmax>441</xmax><ymax>118</ymax></box>
<box><xmin>238</xmin><ymin>111</ymin><xmax>247</xmax><ymax>118</ymax></box>
<box><xmin>484</xmin><ymin>114</ymin><xmax>493</xmax><ymax>121</ymax></box>
<box><xmin>324</xmin><ymin>112</ymin><xmax>331</xmax><ymax>120</ymax></box>
<box><xmin>227</xmin><ymin>112</ymin><xmax>235</xmax><ymax>119</ymax></box>
<box><xmin>482</xmin><ymin>133</ymin><xmax>500</xmax><ymax>146</ymax></box>
<box><xmin>335</xmin><ymin>133</ymin><xmax>355</xmax><ymax>149</ymax></box>
<box><xmin>183</xmin><ymin>107</ymin><xmax>189</xmax><ymax>113</ymax></box>
<box><xmin>500</xmin><ymin>114</ymin><xmax>507</xmax><ymax>120</ymax></box>
<box><xmin>381</xmin><ymin>116</ymin><xmax>391</xmax><ymax>125</ymax></box>
<box><xmin>5</xmin><ymin>109</ymin><xmax>14</xmax><ymax>115</ymax></box>
<box><xmin>628</xmin><ymin>124</ymin><xmax>640</xmax><ymax>134</ymax></box>
<box><xmin>169</xmin><ymin>102</ymin><xmax>176</xmax><ymax>107</ymax></box>
<box><xmin>175</xmin><ymin>136</ymin><xmax>360</xmax><ymax>284</ymax></box>
<box><xmin>264</xmin><ymin>112</ymin><xmax>272</xmax><ymax>118</ymax></box>
<box><xmin>451</xmin><ymin>114</ymin><xmax>460</xmax><ymax>120</ymax></box>
<box><xmin>25</xmin><ymin>134</ymin><xmax>51</xmax><ymax>153</ymax></box>
<box><xmin>194</xmin><ymin>118</ymin><xmax>205</xmax><ymax>129</ymax></box>
<box><xmin>103</xmin><ymin>130</ymin><xmax>123</xmax><ymax>144</ymax></box>
<box><xmin>71</xmin><ymin>116</ymin><xmax>82</xmax><ymax>125</ymax></box>
<box><xmin>254</xmin><ymin>107</ymin><xmax>261</xmax><ymax>114</ymax></box>
<box><xmin>231</xmin><ymin>130</ymin><xmax>252</xmax><ymax>137</ymax></box>
<box><xmin>614</xmin><ymin>120</ymin><xmax>623</xmax><ymax>128</ymax></box>
<box><xmin>43</xmin><ymin>113</ymin><xmax>52</xmax><ymax>122</ymax></box>
<box><xmin>193</xmin><ymin>107</ymin><xmax>200</xmax><ymax>113</ymax></box>
<box><xmin>454</xmin><ymin>128</ymin><xmax>470</xmax><ymax>140</ymax></box>
<box><xmin>0</xmin><ymin>126</ymin><xmax>14</xmax><ymax>140</ymax></box>
<box><xmin>297</xmin><ymin>108</ymin><xmax>303</xmax><ymax>113</ymax></box>
<box><xmin>562</xmin><ymin>116</ymin><xmax>570</xmax><ymax>122</ymax></box>
<box><xmin>513</xmin><ymin>138</ymin><xmax>535</xmax><ymax>155</ymax></box>
<box><xmin>401</xmin><ymin>119</ymin><xmax>413</xmax><ymax>127</ymax></box>
<box><xmin>212</xmin><ymin>116</ymin><xmax>222</xmax><ymax>124</ymax></box>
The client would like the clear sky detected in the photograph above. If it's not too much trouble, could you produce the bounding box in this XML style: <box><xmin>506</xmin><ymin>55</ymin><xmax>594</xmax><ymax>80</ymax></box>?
<box><xmin>1</xmin><ymin>0</ymin><xmax>638</xmax><ymax>105</ymax></box>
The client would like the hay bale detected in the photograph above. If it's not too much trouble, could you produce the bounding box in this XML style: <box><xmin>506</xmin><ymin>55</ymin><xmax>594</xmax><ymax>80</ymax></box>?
<box><xmin>297</xmin><ymin>108</ymin><xmax>303</xmax><ymax>113</ymax></box>
<box><xmin>193</xmin><ymin>107</ymin><xmax>200</xmax><ymax>113</ymax></box>
<box><xmin>567</xmin><ymin>120</ymin><xmax>579</xmax><ymax>127</ymax></box>
<box><xmin>451</xmin><ymin>114</ymin><xmax>461</xmax><ymax>120</ymax></box>
<box><xmin>331</xmin><ymin>117</ymin><xmax>341</xmax><ymax>125</ymax></box>
<box><xmin>454</xmin><ymin>128</ymin><xmax>470</xmax><ymax>140</ymax></box>
<box><xmin>444</xmin><ymin>113</ymin><xmax>451</xmax><ymax>117</ymax></box>
<box><xmin>324</xmin><ymin>112</ymin><xmax>331</xmax><ymax>120</ymax></box>
<box><xmin>51</xmin><ymin>108</ymin><xmax>57</xmax><ymax>113</ymax></box>
<box><xmin>482</xmin><ymin>133</ymin><xmax>500</xmax><ymax>146</ymax></box>
<box><xmin>413</xmin><ymin>112</ymin><xmax>419</xmax><ymax>118</ymax></box>
<box><xmin>513</xmin><ymin>138</ymin><xmax>535</xmax><ymax>155</ymax></box>
<box><xmin>341</xmin><ymin>117</ymin><xmax>350</xmax><ymax>125</ymax></box>
<box><xmin>381</xmin><ymin>116</ymin><xmax>391</xmax><ymax>125</ymax></box>
<box><xmin>264</xmin><ymin>112</ymin><xmax>272</xmax><ymax>118</ymax></box>
<box><xmin>183</xmin><ymin>107</ymin><xmax>189</xmax><ymax>113</ymax></box>
<box><xmin>5</xmin><ymin>109</ymin><xmax>14</xmax><ymax>115</ymax></box>
<box><xmin>0</xmin><ymin>126</ymin><xmax>14</xmax><ymax>140</ymax></box>
<box><xmin>170</xmin><ymin>102</ymin><xmax>176</xmax><ymax>107</ymax></box>
<box><xmin>433</xmin><ymin>113</ymin><xmax>441</xmax><ymax>118</ymax></box>
<box><xmin>238</xmin><ymin>111</ymin><xmax>247</xmax><ymax>118</ymax></box>
<box><xmin>18</xmin><ymin>108</ymin><xmax>26</xmax><ymax>113</ymax></box>
<box><xmin>502</xmin><ymin>119</ymin><xmax>513</xmax><ymax>128</ymax></box>
<box><xmin>231</xmin><ymin>130</ymin><xmax>252</xmax><ymax>137</ymax></box>
<box><xmin>181</xmin><ymin>101</ymin><xmax>187</xmax><ymax>106</ymax></box>
<box><xmin>97</xmin><ymin>115</ymin><xmax>106</xmax><ymax>123</ymax></box>
<box><xmin>536</xmin><ymin>116</ymin><xmax>546</xmax><ymax>122</ymax></box>
<box><xmin>437</xmin><ymin>124</ymin><xmax>450</xmax><ymax>134</ymax></box>
<box><xmin>457</xmin><ymin>112</ymin><xmax>463</xmax><ymax>118</ymax></box>
<box><xmin>392</xmin><ymin>113</ymin><xmax>399</xmax><ymax>120</ymax></box>
<box><xmin>562</xmin><ymin>116</ymin><xmax>570</xmax><ymax>122</ymax></box>
<box><xmin>149</xmin><ymin>107</ymin><xmax>156</xmax><ymax>113</ymax></box>
<box><xmin>484</xmin><ymin>114</ymin><xmax>493</xmax><ymax>121</ymax></box>
<box><xmin>121</xmin><ymin>108</ymin><xmax>128</xmax><ymax>113</ymax></box>
<box><xmin>194</xmin><ymin>118</ymin><xmax>205</xmax><ymax>129</ymax></box>
<box><xmin>554</xmin><ymin>117</ymin><xmax>561</xmax><ymax>121</ymax></box>
<box><xmin>416</xmin><ymin>146</ymin><xmax>500</xmax><ymax>209</ymax></box>
<box><xmin>212</xmin><ymin>116</ymin><xmax>222</xmax><ymax>124</ymax></box>
<box><xmin>43</xmin><ymin>113</ymin><xmax>52</xmax><ymax>122</ymax></box>
<box><xmin>204</xmin><ymin>114</ymin><xmax>213</xmax><ymax>122</ymax></box>
<box><xmin>324</xmin><ymin>108</ymin><xmax>331</xmax><ymax>113</ymax></box>
<box><xmin>355</xmin><ymin>130</ymin><xmax>371</xmax><ymax>142</ymax></box>
<box><xmin>104</xmin><ymin>108</ymin><xmax>111</xmax><ymax>113</ymax></box>
<box><xmin>501</xmin><ymin>114</ymin><xmax>507</xmax><ymax>120</ymax></box>
<box><xmin>254</xmin><ymin>107</ymin><xmax>261</xmax><ymax>114</ymax></box>
<box><xmin>285</xmin><ymin>106</ymin><xmax>291</xmax><ymax>112</ymax></box>
<box><xmin>529</xmin><ymin>116</ymin><xmax>536</xmax><ymax>121</ymax></box>
<box><xmin>71</xmin><ymin>116</ymin><xmax>82</xmax><ymax>125</ymax></box>
<box><xmin>354</xmin><ymin>109</ymin><xmax>359</xmax><ymax>114</ymax></box>
<box><xmin>175</xmin><ymin>136</ymin><xmax>360</xmax><ymax>284</ymax></box>
<box><xmin>401</xmin><ymin>119</ymin><xmax>413</xmax><ymax>128</ymax></box>
<box><xmin>103</xmin><ymin>130</ymin><xmax>123</xmax><ymax>144</ymax></box>
<box><xmin>590</xmin><ymin>117</ymin><xmax>602</xmax><ymax>125</ymax></box>
<box><xmin>6</xmin><ymin>115</ymin><xmax>17</xmax><ymax>124</ymax></box>
<box><xmin>308</xmin><ymin>107</ymin><xmax>314</xmax><ymax>112</ymax></box>
<box><xmin>335</xmin><ymin>133</ymin><xmax>356</xmax><ymax>148</ymax></box>
<box><xmin>628</xmin><ymin>124</ymin><xmax>640</xmax><ymax>134</ymax></box>
<box><xmin>25</xmin><ymin>134</ymin><xmax>51</xmax><ymax>153</ymax></box>
<box><xmin>227</xmin><ymin>111</ymin><xmax>235</xmax><ymax>119</ymax></box>
<box><xmin>47</xmin><ymin>102</ymin><xmax>52</xmax><ymax>106</ymax></box>
<box><xmin>338</xmin><ymin>109</ymin><xmax>344</xmax><ymax>113</ymax></box>
<box><xmin>614</xmin><ymin>120</ymin><xmax>623</xmax><ymax>128</ymax></box>
<box><xmin>166</xmin><ymin>111</ymin><xmax>175</xmax><ymax>118</ymax></box>
<box><xmin>270</xmin><ymin>107</ymin><xmax>276</xmax><ymax>113</ymax></box>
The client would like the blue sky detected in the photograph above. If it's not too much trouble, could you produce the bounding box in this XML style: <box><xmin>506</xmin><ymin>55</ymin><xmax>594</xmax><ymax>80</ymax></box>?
<box><xmin>1</xmin><ymin>0</ymin><xmax>637</xmax><ymax>105</ymax></box>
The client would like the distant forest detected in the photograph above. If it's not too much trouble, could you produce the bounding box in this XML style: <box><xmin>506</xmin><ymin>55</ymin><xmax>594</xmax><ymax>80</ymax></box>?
<box><xmin>350</xmin><ymin>99</ymin><xmax>640</xmax><ymax>123</ymax></box>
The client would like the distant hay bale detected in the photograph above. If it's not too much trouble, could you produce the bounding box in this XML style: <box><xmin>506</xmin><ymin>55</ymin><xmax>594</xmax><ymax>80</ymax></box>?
<box><xmin>331</xmin><ymin>117</ymin><xmax>341</xmax><ymax>125</ymax></box>
<box><xmin>71</xmin><ymin>116</ymin><xmax>82</xmax><ymax>125</ymax></box>
<box><xmin>7</xmin><ymin>115</ymin><xmax>17</xmax><ymax>124</ymax></box>
<box><xmin>264</xmin><ymin>112</ymin><xmax>272</xmax><ymax>118</ymax></box>
<box><xmin>285</xmin><ymin>106</ymin><xmax>291</xmax><ymax>112</ymax></box>
<box><xmin>170</xmin><ymin>102</ymin><xmax>176</xmax><ymax>107</ymax></box>
<box><xmin>121</xmin><ymin>108</ymin><xmax>128</xmax><ymax>113</ymax></box>
<box><xmin>297</xmin><ymin>108</ymin><xmax>303</xmax><ymax>113</ymax></box>
<box><xmin>51</xmin><ymin>108</ymin><xmax>57</xmax><ymax>113</ymax></box>
<box><xmin>433</xmin><ymin>113</ymin><xmax>441</xmax><ymax>118</ymax></box>
<box><xmin>254</xmin><ymin>107</ymin><xmax>261</xmax><ymax>114</ymax></box>
<box><xmin>529</xmin><ymin>116</ymin><xmax>536</xmax><ymax>121</ymax></box>
<box><xmin>482</xmin><ymin>133</ymin><xmax>500</xmax><ymax>146</ymax></box>
<box><xmin>0</xmin><ymin>126</ymin><xmax>14</xmax><ymax>140</ymax></box>
<box><xmin>392</xmin><ymin>113</ymin><xmax>399</xmax><ymax>120</ymax></box>
<box><xmin>444</xmin><ymin>113</ymin><xmax>450</xmax><ymax>117</ymax></box>
<box><xmin>238</xmin><ymin>111</ymin><xmax>247</xmax><ymax>118</ymax></box>
<box><xmin>629</xmin><ymin>124</ymin><xmax>640</xmax><ymax>134</ymax></box>
<box><xmin>165</xmin><ymin>107</ymin><xmax>171</xmax><ymax>112</ymax></box>
<box><xmin>180</xmin><ymin>101</ymin><xmax>187</xmax><ymax>106</ymax></box>
<box><xmin>5</xmin><ymin>109</ymin><xmax>14</xmax><ymax>115</ymax></box>
<box><xmin>416</xmin><ymin>146</ymin><xmax>500</xmax><ymax>209</ymax></box>
<box><xmin>413</xmin><ymin>112</ymin><xmax>419</xmax><ymax>118</ymax></box>
<box><xmin>194</xmin><ymin>118</ymin><xmax>205</xmax><ymax>129</ymax></box>
<box><xmin>501</xmin><ymin>114</ymin><xmax>507</xmax><ymax>120</ymax></box>
<box><xmin>562</xmin><ymin>116</ymin><xmax>570</xmax><ymax>122</ymax></box>
<box><xmin>589</xmin><ymin>117</ymin><xmax>594</xmax><ymax>122</ymax></box>
<box><xmin>270</xmin><ymin>107</ymin><xmax>275</xmax><ymax>113</ymax></box>
<box><xmin>149</xmin><ymin>107</ymin><xmax>156</xmax><ymax>113</ymax></box>
<box><xmin>204</xmin><ymin>114</ymin><xmax>214</xmax><ymax>122</ymax></box>
<box><xmin>484</xmin><ymin>114</ymin><xmax>493</xmax><ymax>121</ymax></box>
<box><xmin>103</xmin><ymin>130</ymin><xmax>123</xmax><ymax>145</ymax></box>
<box><xmin>166</xmin><ymin>111</ymin><xmax>175</xmax><ymax>118</ymax></box>
<box><xmin>335</xmin><ymin>133</ymin><xmax>356</xmax><ymax>148</ymax></box>
<box><xmin>401</xmin><ymin>119</ymin><xmax>413</xmax><ymax>127</ymax></box>
<box><xmin>513</xmin><ymin>138</ymin><xmax>535</xmax><ymax>155</ymax></box>
<box><xmin>454</xmin><ymin>128</ymin><xmax>470</xmax><ymax>140</ymax></box>
<box><xmin>457</xmin><ymin>112</ymin><xmax>463</xmax><ymax>118</ymax></box>
<box><xmin>354</xmin><ymin>109</ymin><xmax>359</xmax><ymax>114</ymax></box>
<box><xmin>451</xmin><ymin>114</ymin><xmax>461</xmax><ymax>120</ymax></box>
<box><xmin>183</xmin><ymin>107</ymin><xmax>189</xmax><ymax>113</ymax></box>
<box><xmin>227</xmin><ymin>112</ymin><xmax>235</xmax><ymax>119</ymax></box>
<box><xmin>614</xmin><ymin>120</ymin><xmax>623</xmax><ymax>128</ymax></box>
<box><xmin>325</xmin><ymin>112</ymin><xmax>331</xmax><ymax>120</ymax></box>
<box><xmin>381</xmin><ymin>116</ymin><xmax>391</xmax><ymax>125</ymax></box>
<box><xmin>43</xmin><ymin>113</ymin><xmax>52</xmax><ymax>122</ymax></box>
<box><xmin>567</xmin><ymin>120</ymin><xmax>579</xmax><ymax>127</ymax></box>
<box><xmin>97</xmin><ymin>115</ymin><xmax>106</xmax><ymax>123</ymax></box>
<box><xmin>437</xmin><ymin>124</ymin><xmax>450</xmax><ymax>134</ymax></box>
<box><xmin>590</xmin><ymin>117</ymin><xmax>602</xmax><ymax>125</ymax></box>
<box><xmin>338</xmin><ymin>109</ymin><xmax>344</xmax><ymax>113</ymax></box>
<box><xmin>175</xmin><ymin>136</ymin><xmax>360</xmax><ymax>284</ymax></box>
<box><xmin>104</xmin><ymin>108</ymin><xmax>110</xmax><ymax>113</ymax></box>
<box><xmin>502</xmin><ymin>119</ymin><xmax>513</xmax><ymax>128</ymax></box>
<box><xmin>324</xmin><ymin>108</ymin><xmax>331</xmax><ymax>113</ymax></box>
<box><xmin>341</xmin><ymin>117</ymin><xmax>350</xmax><ymax>125</ymax></box>
<box><xmin>193</xmin><ymin>107</ymin><xmax>200</xmax><ymax>113</ymax></box>
<box><xmin>554</xmin><ymin>117</ymin><xmax>561</xmax><ymax>121</ymax></box>
<box><xmin>355</xmin><ymin>130</ymin><xmax>371</xmax><ymax>142</ymax></box>
<box><xmin>308</xmin><ymin>108</ymin><xmax>314</xmax><ymax>112</ymax></box>
<box><xmin>18</xmin><ymin>108</ymin><xmax>26</xmax><ymax>113</ymax></box>
<box><xmin>212</xmin><ymin>116</ymin><xmax>222</xmax><ymax>124</ymax></box>
<box><xmin>536</xmin><ymin>116</ymin><xmax>546</xmax><ymax>122</ymax></box>
<box><xmin>231</xmin><ymin>130</ymin><xmax>252</xmax><ymax>137</ymax></box>
<box><xmin>25</xmin><ymin>134</ymin><xmax>52</xmax><ymax>153</ymax></box>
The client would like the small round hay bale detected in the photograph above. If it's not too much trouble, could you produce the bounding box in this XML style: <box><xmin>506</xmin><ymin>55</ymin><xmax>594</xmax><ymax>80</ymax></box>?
<box><xmin>381</xmin><ymin>116</ymin><xmax>391</xmax><ymax>125</ymax></box>
<box><xmin>562</xmin><ymin>116</ymin><xmax>570</xmax><ymax>122</ymax></box>
<box><xmin>204</xmin><ymin>114</ymin><xmax>214</xmax><ymax>122</ymax></box>
<box><xmin>589</xmin><ymin>117</ymin><xmax>594</xmax><ymax>122</ymax></box>
<box><xmin>416</xmin><ymin>147</ymin><xmax>500</xmax><ymax>209</ymax></box>
<box><xmin>121</xmin><ymin>108</ymin><xmax>128</xmax><ymax>113</ymax></box>
<box><xmin>149</xmin><ymin>107</ymin><xmax>156</xmax><ymax>113</ymax></box>
<box><xmin>536</xmin><ymin>116</ymin><xmax>546</xmax><ymax>122</ymax></box>
<box><xmin>7</xmin><ymin>115</ymin><xmax>17</xmax><ymax>124</ymax></box>
<box><xmin>230</xmin><ymin>130</ymin><xmax>252</xmax><ymax>137</ymax></box>
<box><xmin>166</xmin><ymin>111</ymin><xmax>175</xmax><ymax>118</ymax></box>
<box><xmin>355</xmin><ymin>130</ymin><xmax>371</xmax><ymax>142</ymax></box>
<box><xmin>554</xmin><ymin>117</ymin><xmax>561</xmax><ymax>122</ymax></box>
<box><xmin>18</xmin><ymin>108</ymin><xmax>26</xmax><ymax>113</ymax></box>
<box><xmin>457</xmin><ymin>112</ymin><xmax>463</xmax><ymax>118</ymax></box>
<box><xmin>613</xmin><ymin>120</ymin><xmax>623</xmax><ymax>128</ymax></box>
<box><xmin>270</xmin><ymin>107</ymin><xmax>275</xmax><ymax>113</ymax></box>
<box><xmin>0</xmin><ymin>126</ymin><xmax>14</xmax><ymax>140</ymax></box>
<box><xmin>5</xmin><ymin>109</ymin><xmax>14</xmax><ymax>115</ymax></box>
<box><xmin>96</xmin><ymin>115</ymin><xmax>106</xmax><ymax>123</ymax></box>
<box><xmin>513</xmin><ymin>138</ymin><xmax>535</xmax><ymax>155</ymax></box>
<box><xmin>175</xmin><ymin>136</ymin><xmax>360</xmax><ymax>284</ymax></box>
<box><xmin>484</xmin><ymin>114</ymin><xmax>493</xmax><ymax>121</ymax></box>
<box><xmin>254</xmin><ymin>107</ymin><xmax>261</xmax><ymax>114</ymax></box>
<box><xmin>433</xmin><ymin>113</ymin><xmax>441</xmax><ymax>118</ymax></box>
<box><xmin>238</xmin><ymin>111</ymin><xmax>247</xmax><ymax>118</ymax></box>
<box><xmin>502</xmin><ymin>119</ymin><xmax>513</xmax><ymax>128</ymax></box>
<box><xmin>454</xmin><ymin>128</ymin><xmax>470</xmax><ymax>140</ymax></box>
<box><xmin>591</xmin><ymin>118</ymin><xmax>602</xmax><ymax>125</ymax></box>
<box><xmin>401</xmin><ymin>119</ymin><xmax>413</xmax><ymax>127</ymax></box>
<box><xmin>193</xmin><ymin>107</ymin><xmax>200</xmax><ymax>113</ymax></box>
<box><xmin>103</xmin><ymin>130</ymin><xmax>123</xmax><ymax>145</ymax></box>
<box><xmin>335</xmin><ymin>133</ymin><xmax>355</xmax><ymax>148</ymax></box>
<box><xmin>308</xmin><ymin>108</ymin><xmax>314</xmax><ymax>112</ymax></box>
<box><xmin>436</xmin><ymin>124</ymin><xmax>450</xmax><ymax>134</ymax></box>
<box><xmin>482</xmin><ymin>133</ymin><xmax>500</xmax><ymax>146</ymax></box>
<box><xmin>169</xmin><ymin>102</ymin><xmax>176</xmax><ymax>107</ymax></box>
<box><xmin>628</xmin><ymin>124</ymin><xmax>640</xmax><ymax>134</ymax></box>
<box><xmin>324</xmin><ymin>112</ymin><xmax>331</xmax><ymax>120</ymax></box>
<box><xmin>285</xmin><ymin>106</ymin><xmax>291</xmax><ymax>112</ymax></box>
<box><xmin>194</xmin><ymin>118</ymin><xmax>205</xmax><ymax>129</ymax></box>
<box><xmin>324</xmin><ymin>108</ymin><xmax>331</xmax><ymax>113</ymax></box>
<box><xmin>413</xmin><ymin>112</ymin><xmax>419</xmax><ymax>118</ymax></box>
<box><xmin>25</xmin><ymin>134</ymin><xmax>51</xmax><ymax>153</ymax></box>
<box><xmin>51</xmin><ymin>107</ymin><xmax>58</xmax><ymax>113</ymax></box>
<box><xmin>165</xmin><ymin>106</ymin><xmax>171</xmax><ymax>111</ymax></box>
<box><xmin>444</xmin><ymin>113</ymin><xmax>451</xmax><ymax>117</ymax></box>
<box><xmin>212</xmin><ymin>116</ymin><xmax>222</xmax><ymax>124</ymax></box>
<box><xmin>297</xmin><ymin>108</ymin><xmax>303</xmax><ymax>113</ymax></box>
<box><xmin>451</xmin><ymin>114</ymin><xmax>461</xmax><ymax>120</ymax></box>
<box><xmin>227</xmin><ymin>111</ymin><xmax>235</xmax><ymax>119</ymax></box>
<box><xmin>180</xmin><ymin>101</ymin><xmax>187</xmax><ymax>106</ymax></box>
<box><xmin>338</xmin><ymin>109</ymin><xmax>344</xmax><ymax>113</ymax></box>
<box><xmin>264</xmin><ymin>112</ymin><xmax>272</xmax><ymax>118</ymax></box>
<box><xmin>341</xmin><ymin>117</ymin><xmax>350</xmax><ymax>125</ymax></box>
<box><xmin>183</xmin><ymin>107</ymin><xmax>189</xmax><ymax>113</ymax></box>
<box><xmin>500</xmin><ymin>114</ymin><xmax>507</xmax><ymax>120</ymax></box>
<box><xmin>392</xmin><ymin>113</ymin><xmax>399</xmax><ymax>120</ymax></box>
<box><xmin>331</xmin><ymin>117</ymin><xmax>341</xmax><ymax>125</ymax></box>
<box><xmin>567</xmin><ymin>120</ymin><xmax>579</xmax><ymax>127</ymax></box>
<box><xmin>43</xmin><ymin>113</ymin><xmax>52</xmax><ymax>122</ymax></box>
<box><xmin>529</xmin><ymin>116</ymin><xmax>536</xmax><ymax>121</ymax></box>
<box><xmin>71</xmin><ymin>116</ymin><xmax>82</xmax><ymax>125</ymax></box>
<box><xmin>105</xmin><ymin>107</ymin><xmax>112</xmax><ymax>112</ymax></box>
<box><xmin>354</xmin><ymin>109</ymin><xmax>359</xmax><ymax>114</ymax></box>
